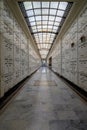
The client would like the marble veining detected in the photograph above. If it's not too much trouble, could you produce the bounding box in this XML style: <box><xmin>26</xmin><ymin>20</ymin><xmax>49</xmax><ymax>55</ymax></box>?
<box><xmin>0</xmin><ymin>67</ymin><xmax>87</xmax><ymax>130</ymax></box>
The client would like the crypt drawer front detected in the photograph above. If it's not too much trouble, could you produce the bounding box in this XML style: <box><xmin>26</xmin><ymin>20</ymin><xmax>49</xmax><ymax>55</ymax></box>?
<box><xmin>78</xmin><ymin>72</ymin><xmax>87</xmax><ymax>92</ymax></box>
<box><xmin>78</xmin><ymin>59</ymin><xmax>87</xmax><ymax>73</ymax></box>
<box><xmin>78</xmin><ymin>41</ymin><xmax>87</xmax><ymax>59</ymax></box>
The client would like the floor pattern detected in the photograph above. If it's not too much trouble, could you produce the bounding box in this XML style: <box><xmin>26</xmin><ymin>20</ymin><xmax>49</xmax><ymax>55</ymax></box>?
<box><xmin>0</xmin><ymin>67</ymin><xmax>87</xmax><ymax>130</ymax></box>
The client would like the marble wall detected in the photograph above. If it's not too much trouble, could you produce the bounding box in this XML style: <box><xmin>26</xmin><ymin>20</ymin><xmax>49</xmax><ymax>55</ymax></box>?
<box><xmin>48</xmin><ymin>3</ymin><xmax>87</xmax><ymax>92</ymax></box>
<box><xmin>0</xmin><ymin>0</ymin><xmax>41</xmax><ymax>97</ymax></box>
<box><xmin>28</xmin><ymin>43</ymin><xmax>41</xmax><ymax>75</ymax></box>
<box><xmin>48</xmin><ymin>41</ymin><xmax>61</xmax><ymax>75</ymax></box>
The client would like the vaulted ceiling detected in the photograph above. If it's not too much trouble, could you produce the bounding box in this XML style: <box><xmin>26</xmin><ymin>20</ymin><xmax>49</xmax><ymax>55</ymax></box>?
<box><xmin>19</xmin><ymin>1</ymin><xmax>72</xmax><ymax>59</ymax></box>
<box><xmin>6</xmin><ymin>0</ymin><xmax>87</xmax><ymax>59</ymax></box>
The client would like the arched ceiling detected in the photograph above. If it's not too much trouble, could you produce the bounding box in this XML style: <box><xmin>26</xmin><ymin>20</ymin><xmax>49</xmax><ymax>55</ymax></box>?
<box><xmin>19</xmin><ymin>1</ymin><xmax>73</xmax><ymax>59</ymax></box>
<box><xmin>6</xmin><ymin>0</ymin><xmax>87</xmax><ymax>59</ymax></box>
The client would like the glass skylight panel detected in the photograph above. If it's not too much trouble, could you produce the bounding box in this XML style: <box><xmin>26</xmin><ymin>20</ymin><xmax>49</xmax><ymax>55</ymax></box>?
<box><xmin>37</xmin><ymin>26</ymin><xmax>42</xmax><ymax>29</ymax></box>
<box><xmin>50</xmin><ymin>37</ymin><xmax>53</xmax><ymax>40</ymax></box>
<box><xmin>43</xmin><ymin>36</ymin><xmax>47</xmax><ymax>40</ymax></box>
<box><xmin>26</xmin><ymin>10</ymin><xmax>34</xmax><ymax>17</ymax></box>
<box><xmin>40</xmin><ymin>50</ymin><xmax>48</xmax><ymax>55</ymax></box>
<box><xmin>42</xmin><ymin>41</ymin><xmax>47</xmax><ymax>44</ymax></box>
<box><xmin>38</xmin><ymin>28</ymin><xmax>43</xmax><ymax>32</ymax></box>
<box><xmin>46</xmin><ymin>37</ymin><xmax>50</xmax><ymax>40</ymax></box>
<box><xmin>50</xmin><ymin>9</ymin><xmax>57</xmax><ymax>15</ymax></box>
<box><xmin>59</xmin><ymin>2</ymin><xmax>68</xmax><ymax>10</ymax></box>
<box><xmin>24</xmin><ymin>2</ymin><xmax>32</xmax><ymax>10</ymax></box>
<box><xmin>43</xmin><ymin>33</ymin><xmax>47</xmax><ymax>36</ymax></box>
<box><xmin>46</xmin><ymin>39</ymin><xmax>50</xmax><ymax>43</ymax></box>
<box><xmin>33</xmin><ymin>2</ymin><xmax>40</xmax><ymax>8</ymax></box>
<box><xmin>39</xmin><ymin>36</ymin><xmax>43</xmax><ymax>40</ymax></box>
<box><xmin>45</xmin><ymin>44</ymin><xmax>50</xmax><ymax>49</ymax></box>
<box><xmin>47</xmin><ymin>29</ymin><xmax>52</xmax><ymax>32</ymax></box>
<box><xmin>45</xmin><ymin>44</ymin><xmax>47</xmax><ymax>49</ymax></box>
<box><xmin>39</xmin><ymin>44</ymin><xmax>43</xmax><ymax>48</ymax></box>
<box><xmin>39</xmin><ymin>40</ymin><xmax>43</xmax><ymax>43</ymax></box>
<box><xmin>51</xmin><ymin>34</ymin><xmax>55</xmax><ymax>37</ymax></box>
<box><xmin>50</xmin><ymin>2</ymin><xmax>59</xmax><ymax>9</ymax></box>
<box><xmin>50</xmin><ymin>35</ymin><xmax>54</xmax><ymax>38</ymax></box>
<box><xmin>34</xmin><ymin>9</ymin><xmax>41</xmax><ymax>15</ymax></box>
<box><xmin>43</xmin><ymin>25</ymin><xmax>48</xmax><ymax>29</ymax></box>
<box><xmin>46</xmin><ymin>39</ymin><xmax>51</xmax><ymax>44</ymax></box>
<box><xmin>32</xmin><ymin>29</ymin><xmax>37</xmax><ymax>33</ymax></box>
<box><xmin>42</xmin><ymin>44</ymin><xmax>47</xmax><ymax>48</ymax></box>
<box><xmin>43</xmin><ymin>44</ymin><xmax>46</xmax><ymax>48</ymax></box>
<box><xmin>36</xmin><ymin>16</ymin><xmax>41</xmax><ymax>21</ymax></box>
<box><xmin>43</xmin><ymin>35</ymin><xmax>47</xmax><ymax>38</ymax></box>
<box><xmin>54</xmin><ymin>21</ymin><xmax>60</xmax><ymax>26</ymax></box>
<box><xmin>29</xmin><ymin>17</ymin><xmax>35</xmax><ymax>22</ymax></box>
<box><xmin>42</xmin><ymin>21</ymin><xmax>48</xmax><ymax>25</ymax></box>
<box><xmin>53</xmin><ymin>26</ymin><xmax>58</xmax><ymax>30</ymax></box>
<box><xmin>46</xmin><ymin>35</ymin><xmax>50</xmax><ymax>38</ymax></box>
<box><xmin>49</xmin><ymin>39</ymin><xmax>53</xmax><ymax>42</ymax></box>
<box><xmin>47</xmin><ymin>44</ymin><xmax>51</xmax><ymax>48</ymax></box>
<box><xmin>47</xmin><ymin>33</ymin><xmax>51</xmax><ymax>37</ymax></box>
<box><xmin>42</xmin><ymin>2</ymin><xmax>49</xmax><ymax>8</ymax></box>
<box><xmin>47</xmin><ymin>37</ymin><xmax>50</xmax><ymax>40</ymax></box>
<box><xmin>43</xmin><ymin>28</ymin><xmax>48</xmax><ymax>31</ymax></box>
<box><xmin>32</xmin><ymin>26</ymin><xmax>37</xmax><ymax>30</ymax></box>
<box><xmin>34</xmin><ymin>34</ymin><xmax>38</xmax><ymax>37</ymax></box>
<box><xmin>48</xmin><ymin>21</ymin><xmax>54</xmax><ymax>25</ymax></box>
<box><xmin>38</xmin><ymin>33</ymin><xmax>42</xmax><ymax>37</ymax></box>
<box><xmin>30</xmin><ymin>22</ymin><xmax>36</xmax><ymax>26</ymax></box>
<box><xmin>55</xmin><ymin>17</ymin><xmax>62</xmax><ymax>22</ymax></box>
<box><xmin>57</xmin><ymin>10</ymin><xmax>64</xmax><ymax>17</ymax></box>
<box><xmin>49</xmin><ymin>16</ymin><xmax>55</xmax><ymax>21</ymax></box>
<box><xmin>39</xmin><ymin>37</ymin><xmax>42</xmax><ymax>40</ymax></box>
<box><xmin>36</xmin><ymin>21</ymin><xmax>42</xmax><ymax>26</ymax></box>
<box><xmin>52</xmin><ymin>29</ymin><xmax>58</xmax><ymax>33</ymax></box>
<box><xmin>21</xmin><ymin>1</ymin><xmax>72</xmax><ymax>59</ymax></box>
<box><xmin>48</xmin><ymin>25</ymin><xmax>53</xmax><ymax>29</ymax></box>
<box><xmin>42</xmin><ymin>9</ymin><xmax>49</xmax><ymax>15</ymax></box>
<box><xmin>42</xmin><ymin>16</ymin><xmax>48</xmax><ymax>21</ymax></box>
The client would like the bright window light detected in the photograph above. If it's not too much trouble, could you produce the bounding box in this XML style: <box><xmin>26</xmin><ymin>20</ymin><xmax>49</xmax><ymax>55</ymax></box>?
<box><xmin>21</xmin><ymin>1</ymin><xmax>72</xmax><ymax>59</ymax></box>
<box><xmin>24</xmin><ymin>2</ymin><xmax>32</xmax><ymax>10</ymax></box>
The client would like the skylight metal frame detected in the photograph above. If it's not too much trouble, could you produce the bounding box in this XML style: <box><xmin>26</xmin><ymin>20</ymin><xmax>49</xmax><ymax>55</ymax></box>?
<box><xmin>19</xmin><ymin>1</ymin><xmax>73</xmax><ymax>59</ymax></box>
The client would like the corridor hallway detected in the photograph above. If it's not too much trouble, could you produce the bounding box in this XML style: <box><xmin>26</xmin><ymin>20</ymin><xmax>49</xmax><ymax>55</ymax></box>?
<box><xmin>0</xmin><ymin>67</ymin><xmax>87</xmax><ymax>130</ymax></box>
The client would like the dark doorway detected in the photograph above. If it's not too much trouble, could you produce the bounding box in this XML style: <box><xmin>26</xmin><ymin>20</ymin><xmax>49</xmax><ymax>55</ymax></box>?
<box><xmin>49</xmin><ymin>57</ymin><xmax>52</xmax><ymax>68</ymax></box>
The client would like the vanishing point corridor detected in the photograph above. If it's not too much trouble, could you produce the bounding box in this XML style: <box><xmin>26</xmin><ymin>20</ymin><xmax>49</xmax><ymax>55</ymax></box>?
<box><xmin>0</xmin><ymin>67</ymin><xmax>87</xmax><ymax>130</ymax></box>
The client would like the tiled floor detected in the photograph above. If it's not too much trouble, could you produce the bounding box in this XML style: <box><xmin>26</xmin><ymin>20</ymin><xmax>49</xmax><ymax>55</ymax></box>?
<box><xmin>0</xmin><ymin>67</ymin><xmax>87</xmax><ymax>130</ymax></box>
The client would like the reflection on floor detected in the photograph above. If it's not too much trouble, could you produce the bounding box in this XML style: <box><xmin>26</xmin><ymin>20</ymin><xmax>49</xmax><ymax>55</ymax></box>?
<box><xmin>0</xmin><ymin>67</ymin><xmax>87</xmax><ymax>130</ymax></box>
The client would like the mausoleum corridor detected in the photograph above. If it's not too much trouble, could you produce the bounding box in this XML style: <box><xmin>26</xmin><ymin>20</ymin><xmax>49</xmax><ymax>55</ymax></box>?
<box><xmin>0</xmin><ymin>0</ymin><xmax>87</xmax><ymax>129</ymax></box>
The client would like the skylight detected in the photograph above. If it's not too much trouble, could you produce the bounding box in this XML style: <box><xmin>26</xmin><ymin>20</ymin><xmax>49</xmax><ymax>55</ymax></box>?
<box><xmin>19</xmin><ymin>2</ymin><xmax>73</xmax><ymax>59</ymax></box>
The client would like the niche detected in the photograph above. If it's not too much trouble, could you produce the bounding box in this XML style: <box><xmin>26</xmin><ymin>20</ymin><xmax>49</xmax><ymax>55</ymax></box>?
<box><xmin>71</xmin><ymin>42</ymin><xmax>75</xmax><ymax>48</ymax></box>
<box><xmin>80</xmin><ymin>35</ymin><xmax>86</xmax><ymax>43</ymax></box>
